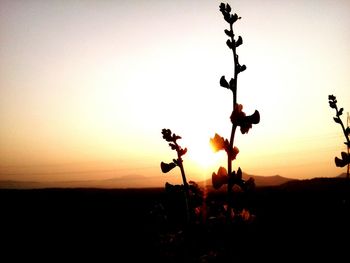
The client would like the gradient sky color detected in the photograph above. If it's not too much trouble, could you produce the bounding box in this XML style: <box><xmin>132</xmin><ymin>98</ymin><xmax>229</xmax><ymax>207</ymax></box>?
<box><xmin>1</xmin><ymin>0</ymin><xmax>350</xmax><ymax>185</ymax></box>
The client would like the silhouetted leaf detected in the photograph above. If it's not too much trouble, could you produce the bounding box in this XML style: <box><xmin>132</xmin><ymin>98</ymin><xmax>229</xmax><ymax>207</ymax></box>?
<box><xmin>335</xmin><ymin>157</ymin><xmax>346</xmax><ymax>167</ymax></box>
<box><xmin>210</xmin><ymin>133</ymin><xmax>226</xmax><ymax>152</ymax></box>
<box><xmin>250</xmin><ymin>110</ymin><xmax>260</xmax><ymax>124</ymax></box>
<box><xmin>333</xmin><ymin>117</ymin><xmax>341</xmax><ymax>124</ymax></box>
<box><xmin>341</xmin><ymin>151</ymin><xmax>348</xmax><ymax>160</ymax></box>
<box><xmin>220</xmin><ymin>76</ymin><xmax>229</xmax><ymax>88</ymax></box>
<box><xmin>238</xmin><ymin>64</ymin><xmax>247</xmax><ymax>73</ymax></box>
<box><xmin>235</xmin><ymin>36</ymin><xmax>243</xmax><ymax>47</ymax></box>
<box><xmin>335</xmin><ymin>152</ymin><xmax>350</xmax><ymax>167</ymax></box>
<box><xmin>229</xmin><ymin>78</ymin><xmax>235</xmax><ymax>91</ymax></box>
<box><xmin>173</xmin><ymin>134</ymin><xmax>182</xmax><ymax>141</ymax></box>
<box><xmin>224</xmin><ymin>29</ymin><xmax>234</xmax><ymax>37</ymax></box>
<box><xmin>226</xmin><ymin>39</ymin><xmax>233</xmax><ymax>49</ymax></box>
<box><xmin>225</xmin><ymin>3</ymin><xmax>231</xmax><ymax>13</ymax></box>
<box><xmin>219</xmin><ymin>3</ymin><xmax>225</xmax><ymax>12</ymax></box>
<box><xmin>161</xmin><ymin>162</ymin><xmax>177</xmax><ymax>173</ymax></box>
<box><xmin>180</xmin><ymin>147</ymin><xmax>187</xmax><ymax>156</ymax></box>
<box><xmin>338</xmin><ymin>108</ymin><xmax>343</xmax><ymax>116</ymax></box>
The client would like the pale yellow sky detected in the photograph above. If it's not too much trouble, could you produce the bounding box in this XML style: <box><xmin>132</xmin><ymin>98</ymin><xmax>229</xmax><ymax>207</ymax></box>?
<box><xmin>0</xmin><ymin>0</ymin><xmax>349</xmax><ymax>185</ymax></box>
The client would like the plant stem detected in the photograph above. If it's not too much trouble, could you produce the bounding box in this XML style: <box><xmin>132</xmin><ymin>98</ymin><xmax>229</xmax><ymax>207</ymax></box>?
<box><xmin>226</xmin><ymin>22</ymin><xmax>239</xmax><ymax>219</ymax></box>
<box><xmin>336</xmin><ymin>107</ymin><xmax>350</xmax><ymax>146</ymax></box>
<box><xmin>230</xmin><ymin>23</ymin><xmax>238</xmax><ymax>107</ymax></box>
<box><xmin>175</xmin><ymin>141</ymin><xmax>191</xmax><ymax>223</ymax></box>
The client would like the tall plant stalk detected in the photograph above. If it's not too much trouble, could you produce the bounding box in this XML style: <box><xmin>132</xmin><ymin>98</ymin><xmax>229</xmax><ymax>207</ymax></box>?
<box><xmin>328</xmin><ymin>95</ymin><xmax>350</xmax><ymax>178</ymax></box>
<box><xmin>211</xmin><ymin>3</ymin><xmax>260</xmax><ymax>220</ymax></box>
<box><xmin>160</xmin><ymin>128</ymin><xmax>191</xmax><ymax>223</ymax></box>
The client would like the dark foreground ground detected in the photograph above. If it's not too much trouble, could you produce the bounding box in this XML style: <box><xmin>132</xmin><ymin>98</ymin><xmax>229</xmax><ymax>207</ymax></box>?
<box><xmin>1</xmin><ymin>178</ymin><xmax>349</xmax><ymax>262</ymax></box>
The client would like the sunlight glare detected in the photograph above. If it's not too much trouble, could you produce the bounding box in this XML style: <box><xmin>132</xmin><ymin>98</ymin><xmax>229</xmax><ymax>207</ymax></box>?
<box><xmin>184</xmin><ymin>135</ymin><xmax>226</xmax><ymax>182</ymax></box>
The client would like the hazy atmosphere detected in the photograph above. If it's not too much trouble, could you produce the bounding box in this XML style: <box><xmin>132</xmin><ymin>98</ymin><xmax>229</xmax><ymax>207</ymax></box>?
<box><xmin>1</xmin><ymin>0</ymin><xmax>350</xmax><ymax>186</ymax></box>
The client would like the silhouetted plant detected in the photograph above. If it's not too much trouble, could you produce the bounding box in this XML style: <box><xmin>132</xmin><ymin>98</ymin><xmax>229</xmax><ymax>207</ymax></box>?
<box><xmin>210</xmin><ymin>3</ymin><xmax>260</xmax><ymax>220</ymax></box>
<box><xmin>328</xmin><ymin>95</ymin><xmax>350</xmax><ymax>178</ymax></box>
<box><xmin>160</xmin><ymin>128</ymin><xmax>191</xmax><ymax>223</ymax></box>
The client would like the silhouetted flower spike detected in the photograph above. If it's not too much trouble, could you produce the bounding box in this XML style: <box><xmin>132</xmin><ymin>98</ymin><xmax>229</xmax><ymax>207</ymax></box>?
<box><xmin>328</xmin><ymin>95</ymin><xmax>337</xmax><ymax>109</ymax></box>
<box><xmin>328</xmin><ymin>94</ymin><xmax>336</xmax><ymax>101</ymax></box>
<box><xmin>160</xmin><ymin>128</ymin><xmax>191</xmax><ymax>222</ymax></box>
<box><xmin>162</xmin><ymin>128</ymin><xmax>173</xmax><ymax>142</ymax></box>
<box><xmin>214</xmin><ymin>2</ymin><xmax>259</xmax><ymax>219</ymax></box>
<box><xmin>220</xmin><ymin>3</ymin><xmax>241</xmax><ymax>25</ymax></box>
<box><xmin>328</xmin><ymin>94</ymin><xmax>350</xmax><ymax>178</ymax></box>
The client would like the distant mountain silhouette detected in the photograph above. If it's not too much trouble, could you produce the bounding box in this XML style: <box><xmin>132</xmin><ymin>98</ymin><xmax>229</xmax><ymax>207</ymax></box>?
<box><xmin>199</xmin><ymin>172</ymin><xmax>295</xmax><ymax>189</ymax></box>
<box><xmin>279</xmin><ymin>176</ymin><xmax>349</xmax><ymax>191</ymax></box>
<box><xmin>244</xmin><ymin>173</ymin><xmax>294</xmax><ymax>187</ymax></box>
<box><xmin>0</xmin><ymin>175</ymin><xmax>166</xmax><ymax>189</ymax></box>
<box><xmin>2</xmin><ymin>173</ymin><xmax>347</xmax><ymax>189</ymax></box>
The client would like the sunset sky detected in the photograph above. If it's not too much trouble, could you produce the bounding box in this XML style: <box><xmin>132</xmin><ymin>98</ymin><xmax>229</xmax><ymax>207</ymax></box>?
<box><xmin>1</xmin><ymin>0</ymin><xmax>350</xmax><ymax>186</ymax></box>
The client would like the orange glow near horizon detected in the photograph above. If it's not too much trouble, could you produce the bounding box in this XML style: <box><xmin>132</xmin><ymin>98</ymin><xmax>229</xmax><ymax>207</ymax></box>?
<box><xmin>1</xmin><ymin>1</ymin><xmax>350</xmax><ymax>186</ymax></box>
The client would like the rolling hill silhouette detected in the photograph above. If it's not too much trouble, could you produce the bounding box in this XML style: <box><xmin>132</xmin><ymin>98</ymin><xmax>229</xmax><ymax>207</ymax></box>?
<box><xmin>199</xmin><ymin>172</ymin><xmax>295</xmax><ymax>189</ymax></box>
<box><xmin>0</xmin><ymin>175</ymin><xmax>165</xmax><ymax>189</ymax></box>
<box><xmin>2</xmin><ymin>172</ymin><xmax>347</xmax><ymax>189</ymax></box>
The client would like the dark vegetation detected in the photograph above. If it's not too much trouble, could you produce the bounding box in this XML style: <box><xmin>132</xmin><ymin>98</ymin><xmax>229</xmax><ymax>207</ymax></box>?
<box><xmin>328</xmin><ymin>95</ymin><xmax>350</xmax><ymax>177</ymax></box>
<box><xmin>1</xmin><ymin>179</ymin><xmax>349</xmax><ymax>262</ymax></box>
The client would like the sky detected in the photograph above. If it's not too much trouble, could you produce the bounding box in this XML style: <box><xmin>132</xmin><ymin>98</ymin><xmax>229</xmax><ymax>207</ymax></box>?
<box><xmin>1</xmin><ymin>0</ymin><xmax>350</xmax><ymax>186</ymax></box>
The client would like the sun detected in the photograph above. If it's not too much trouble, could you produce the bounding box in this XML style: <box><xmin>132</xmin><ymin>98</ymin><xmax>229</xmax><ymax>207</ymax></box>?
<box><xmin>184</xmin><ymin>137</ymin><xmax>226</xmax><ymax>177</ymax></box>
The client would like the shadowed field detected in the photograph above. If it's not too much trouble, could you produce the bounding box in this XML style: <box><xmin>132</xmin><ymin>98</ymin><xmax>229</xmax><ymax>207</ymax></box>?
<box><xmin>1</xmin><ymin>178</ymin><xmax>349</xmax><ymax>262</ymax></box>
